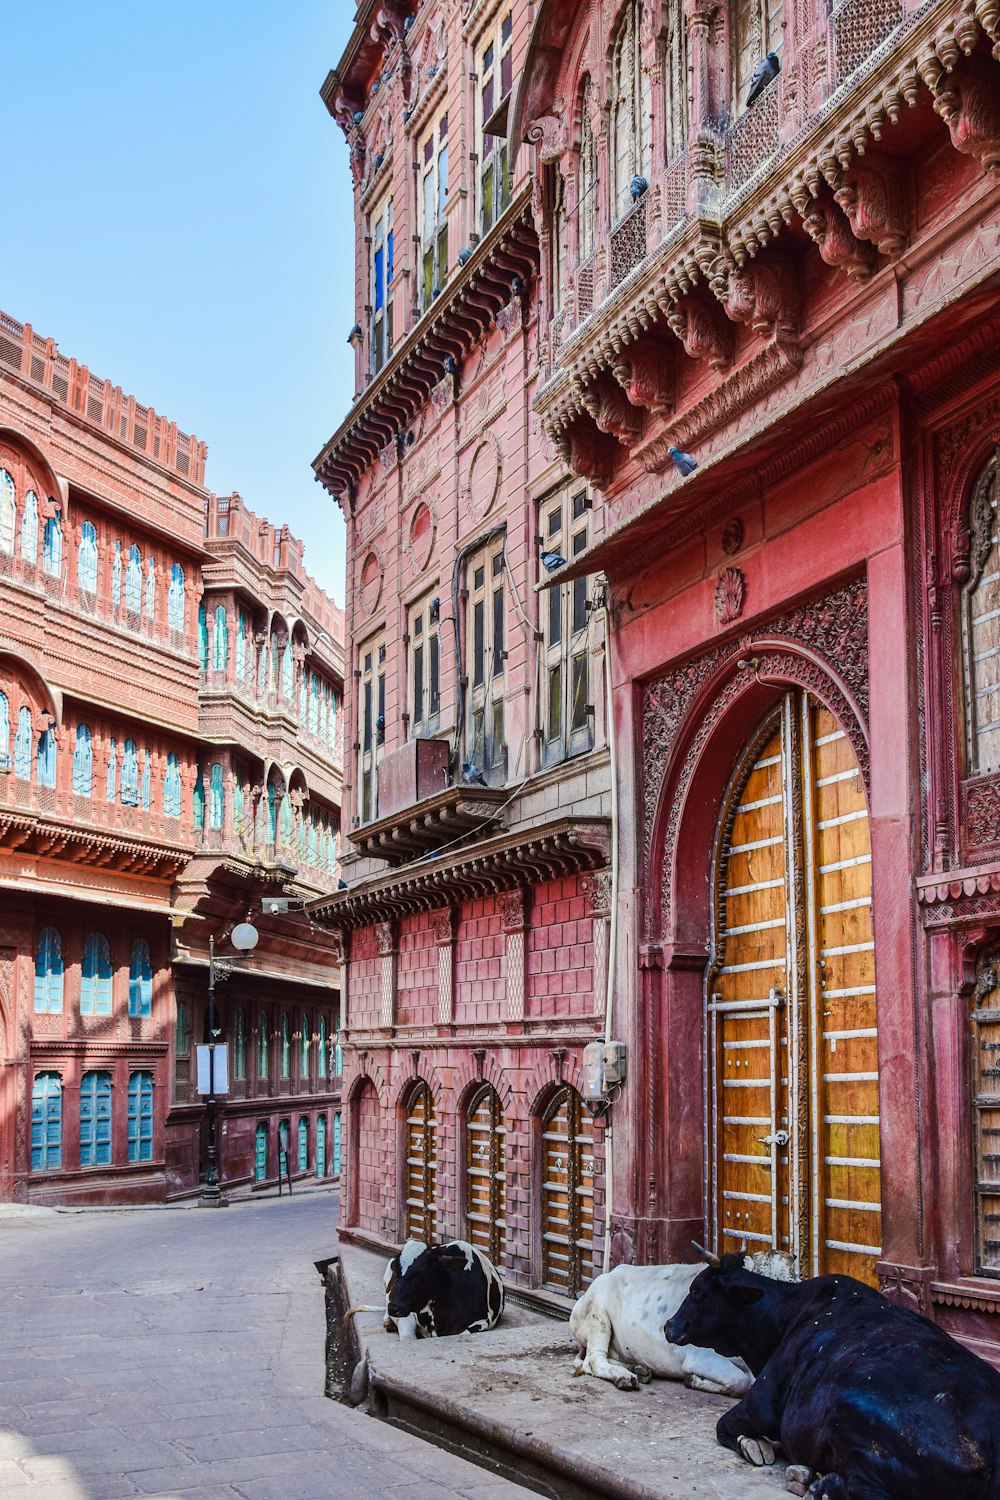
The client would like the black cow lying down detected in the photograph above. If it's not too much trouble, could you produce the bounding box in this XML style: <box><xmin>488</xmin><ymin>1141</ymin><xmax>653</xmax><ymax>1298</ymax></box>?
<box><xmin>345</xmin><ymin>1238</ymin><xmax>505</xmax><ymax>1340</ymax></box>
<box><xmin>665</xmin><ymin>1247</ymin><xmax>1000</xmax><ymax>1500</ymax></box>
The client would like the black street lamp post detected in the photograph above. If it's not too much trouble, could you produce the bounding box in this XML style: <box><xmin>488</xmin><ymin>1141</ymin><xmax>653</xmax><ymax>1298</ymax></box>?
<box><xmin>200</xmin><ymin>921</ymin><xmax>259</xmax><ymax>1206</ymax></box>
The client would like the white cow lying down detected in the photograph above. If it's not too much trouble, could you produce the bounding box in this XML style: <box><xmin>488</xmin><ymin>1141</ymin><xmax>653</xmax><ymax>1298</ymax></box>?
<box><xmin>570</xmin><ymin>1248</ymin><xmax>798</xmax><ymax>1393</ymax></box>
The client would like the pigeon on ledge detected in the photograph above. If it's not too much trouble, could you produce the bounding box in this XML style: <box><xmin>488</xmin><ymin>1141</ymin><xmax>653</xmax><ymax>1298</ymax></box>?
<box><xmin>668</xmin><ymin>446</ymin><xmax>698</xmax><ymax>476</ymax></box>
<box><xmin>540</xmin><ymin>549</ymin><xmax>567</xmax><ymax>572</ymax></box>
<box><xmin>461</xmin><ymin>762</ymin><xmax>488</xmax><ymax>786</ymax></box>
<box><xmin>746</xmin><ymin>52</ymin><xmax>780</xmax><ymax>108</ymax></box>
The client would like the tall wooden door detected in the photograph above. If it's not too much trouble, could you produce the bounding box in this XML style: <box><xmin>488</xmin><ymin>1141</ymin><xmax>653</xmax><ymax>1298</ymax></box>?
<box><xmin>466</xmin><ymin>1086</ymin><xmax>507</xmax><ymax>1265</ymax></box>
<box><xmin>541</xmin><ymin>1086</ymin><xmax>594</xmax><ymax>1295</ymax></box>
<box><xmin>709</xmin><ymin>692</ymin><xmax>882</xmax><ymax>1285</ymax></box>
<box><xmin>404</xmin><ymin>1081</ymin><xmax>437</xmax><ymax>1242</ymax></box>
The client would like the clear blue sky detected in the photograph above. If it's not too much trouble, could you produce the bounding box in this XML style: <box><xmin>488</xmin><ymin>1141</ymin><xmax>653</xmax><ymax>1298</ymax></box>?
<box><xmin>4</xmin><ymin>2</ymin><xmax>356</xmax><ymax>601</ymax></box>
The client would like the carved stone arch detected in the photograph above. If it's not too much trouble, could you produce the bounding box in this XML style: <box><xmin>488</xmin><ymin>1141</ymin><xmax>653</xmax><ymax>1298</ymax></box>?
<box><xmin>952</xmin><ymin>443</ymin><xmax>1000</xmax><ymax>589</ymax></box>
<box><xmin>510</xmin><ymin>0</ymin><xmax>595</xmax><ymax>170</ymax></box>
<box><xmin>642</xmin><ymin>578</ymin><xmax>870</xmax><ymax>945</ymax></box>
<box><xmin>398</xmin><ymin>1062</ymin><xmax>446</xmax><ymax>1110</ymax></box>
<box><xmin>0</xmin><ymin>424</ymin><xmax>65</xmax><ymax>504</ymax></box>
<box><xmin>348</xmin><ymin>1061</ymin><xmax>388</xmax><ymax>1105</ymax></box>
<box><xmin>0</xmin><ymin>647</ymin><xmax>63</xmax><ymax>729</ymax></box>
<box><xmin>454</xmin><ymin>1056</ymin><xmax>514</xmax><ymax>1114</ymax></box>
<box><xmin>526</xmin><ymin>1050</ymin><xmax>587</xmax><ymax>1114</ymax></box>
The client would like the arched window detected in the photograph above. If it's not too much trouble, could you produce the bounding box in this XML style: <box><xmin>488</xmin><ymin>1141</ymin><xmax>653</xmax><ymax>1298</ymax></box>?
<box><xmin>267</xmin><ymin>782</ymin><xmax>277</xmax><ymax>844</ymax></box>
<box><xmin>127</xmin><ymin>1071</ymin><xmax>154</xmax><ymax>1162</ymax></box>
<box><xmin>105</xmin><ymin>738</ymin><xmax>118</xmax><ymax>802</ymax></box>
<box><xmin>213</xmin><ymin>605</ymin><xmax>229</xmax><ymax>670</ymax></box>
<box><xmin>111</xmin><ymin>540</ymin><xmax>122</xmax><ymax>607</ymax></box>
<box><xmin>141</xmin><ymin>748</ymin><xmax>151</xmax><ymax>810</ymax></box>
<box><xmin>258</xmin><ymin>1010</ymin><xmax>269</xmax><ymax>1079</ymax></box>
<box><xmin>333</xmin><ymin>1110</ymin><xmax>342</xmax><ymax>1174</ymax></box>
<box><xmin>21</xmin><ymin>490</ymin><xmax>38</xmax><ymax>564</ymax></box>
<box><xmin>0</xmin><ymin>469</ymin><xmax>15</xmax><ymax>555</ymax></box>
<box><xmin>37</xmin><ymin>724</ymin><xmax>56</xmax><ymax>787</ymax></box>
<box><xmin>81</xmin><ymin>932</ymin><xmax>113</xmax><ymax>1016</ymax></box>
<box><xmin>270</xmin><ymin>633</ymin><xmax>281</xmax><ymax>692</ymax></box>
<box><xmin>235</xmin><ymin>610</ymin><xmax>248</xmax><ymax>680</ymax></box>
<box><xmin>31</xmin><ymin>1072</ymin><xmax>62</xmax><ymax>1171</ymax></box>
<box><xmin>579</xmin><ymin>79</ymin><xmax>597</xmax><ymax>262</ymax></box>
<box><xmin>129</xmin><ymin>939</ymin><xmax>153</xmax><ymax>1018</ymax></box>
<box><xmin>193</xmin><ymin>766</ymin><xmax>205</xmax><ymax>829</ymax></box>
<box><xmin>335</xmin><ymin>1028</ymin><xmax>343</xmax><ymax>1078</ymax></box>
<box><xmin>168</xmin><ymin>564</ymin><xmax>185</xmax><ymax>632</ymax></box>
<box><xmin>309</xmin><ymin>673</ymin><xmax>320</xmax><ymax>735</ymax></box>
<box><xmin>14</xmin><ymin>705</ymin><xmax>31</xmax><ymax>779</ymax></box>
<box><xmin>255</xmin><ymin>1121</ymin><xmax>268</xmax><ymax>1181</ymax></box>
<box><xmin>43</xmin><ymin>510</ymin><xmax>63</xmax><ymax>577</ymax></box>
<box><xmin>77</xmin><ymin>520</ymin><xmax>98</xmax><ymax>595</ymax></box>
<box><xmin>176</xmin><ymin>1001</ymin><xmax>189</xmax><ymax>1054</ymax></box>
<box><xmin>316</xmin><ymin>1114</ymin><xmax>327</xmax><ymax>1177</ymax></box>
<box><xmin>280</xmin><ymin>1014</ymin><xmax>291</xmax><ymax>1078</ymax></box>
<box><xmin>403</xmin><ymin>1080</ymin><xmax>437</xmax><ymax>1241</ymax></box>
<box><xmin>308</xmin><ymin>810</ymin><xmax>318</xmax><ymax>864</ymax></box>
<box><xmin>297</xmin><ymin>1115</ymin><xmax>309</xmax><ymax>1172</ymax></box>
<box><xmin>79</xmin><ymin>1071</ymin><xmax>112</xmax><ymax>1167</ymax></box>
<box><xmin>611</xmin><ymin>0</ymin><xmax>651</xmax><ymax>221</ymax></box>
<box><xmin>121</xmin><ymin>740</ymin><xmax>139</xmax><ymax>805</ymax></box>
<box><xmin>540</xmin><ymin>1086</ymin><xmax>594</xmax><ymax>1295</ymax></box>
<box><xmin>234</xmin><ymin>1007</ymin><xmax>246</xmax><ymax>1079</ymax></box>
<box><xmin>34</xmin><ymin>927</ymin><xmax>64</xmax><ymax>1014</ymax></box>
<box><xmin>732</xmin><ymin>0</ymin><xmax>783</xmax><ymax>113</ymax></box>
<box><xmin>208</xmin><ymin>763</ymin><xmax>224</xmax><ymax>830</ymax></box>
<box><xmin>163</xmin><ymin>753</ymin><xmax>181</xmax><ymax>817</ymax></box>
<box><xmin>279</xmin><ymin>793</ymin><xmax>293</xmax><ymax>846</ymax></box>
<box><xmin>282</xmin><ymin>640</ymin><xmax>294</xmax><ymax>698</ymax></box>
<box><xmin>198</xmin><ymin>602</ymin><xmax>209</xmax><ymax>669</ymax></box>
<box><xmin>300</xmin><ymin>670</ymin><xmax>308</xmax><ymax>724</ymax></box>
<box><xmin>663</xmin><ymin>6</ymin><xmax>690</xmax><ymax>167</ymax></box>
<box><xmin>300</xmin><ymin>1013</ymin><xmax>310</xmax><ymax>1082</ymax></box>
<box><xmin>0</xmin><ymin>691</ymin><xmax>8</xmax><ymax>771</ymax></box>
<box><xmin>125</xmin><ymin>544</ymin><xmax>142</xmax><ymax>612</ymax></box>
<box><xmin>233</xmin><ymin>777</ymin><xmax>245</xmax><ymax>837</ymax></box>
<box><xmin>145</xmin><ymin>557</ymin><xmax>156</xmax><ymax>621</ymax></box>
<box><xmin>72</xmin><ymin>724</ymin><xmax>92</xmax><ymax>795</ymax></box>
<box><xmin>466</xmin><ymin>1085</ymin><xmax>507</xmax><ymax>1265</ymax></box>
<box><xmin>318</xmin><ymin>1016</ymin><xmax>328</xmax><ymax>1080</ymax></box>
<box><xmin>963</xmin><ymin>453</ymin><xmax>1000</xmax><ymax>774</ymax></box>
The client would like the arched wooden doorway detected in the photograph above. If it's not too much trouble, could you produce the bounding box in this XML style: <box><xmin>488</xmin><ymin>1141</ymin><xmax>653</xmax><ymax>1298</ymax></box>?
<box><xmin>708</xmin><ymin>691</ymin><xmax>881</xmax><ymax>1285</ymax></box>
<box><xmin>540</xmin><ymin>1086</ymin><xmax>594</xmax><ymax>1295</ymax></box>
<box><xmin>465</xmin><ymin>1085</ymin><xmax>506</xmax><ymax>1265</ymax></box>
<box><xmin>403</xmin><ymin>1080</ymin><xmax>437</xmax><ymax>1242</ymax></box>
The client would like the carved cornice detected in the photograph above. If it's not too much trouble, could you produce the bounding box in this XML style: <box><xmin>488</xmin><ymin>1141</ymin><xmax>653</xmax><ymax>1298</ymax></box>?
<box><xmin>0</xmin><ymin>811</ymin><xmax>191</xmax><ymax>878</ymax></box>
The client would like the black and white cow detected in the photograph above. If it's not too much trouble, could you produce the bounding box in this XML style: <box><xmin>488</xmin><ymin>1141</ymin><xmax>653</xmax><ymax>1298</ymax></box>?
<box><xmin>665</xmin><ymin>1247</ymin><xmax>1000</xmax><ymax>1499</ymax></box>
<box><xmin>570</xmin><ymin>1248</ymin><xmax>797</xmax><ymax>1392</ymax></box>
<box><xmin>347</xmin><ymin>1238</ymin><xmax>505</xmax><ymax>1340</ymax></box>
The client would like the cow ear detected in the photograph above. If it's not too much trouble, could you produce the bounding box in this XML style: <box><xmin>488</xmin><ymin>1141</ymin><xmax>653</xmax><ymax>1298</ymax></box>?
<box><xmin>729</xmin><ymin>1282</ymin><xmax>767</xmax><ymax>1306</ymax></box>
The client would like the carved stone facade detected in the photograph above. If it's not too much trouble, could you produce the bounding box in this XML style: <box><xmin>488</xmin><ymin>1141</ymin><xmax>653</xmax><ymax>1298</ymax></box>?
<box><xmin>0</xmin><ymin>309</ymin><xmax>344</xmax><ymax>1206</ymax></box>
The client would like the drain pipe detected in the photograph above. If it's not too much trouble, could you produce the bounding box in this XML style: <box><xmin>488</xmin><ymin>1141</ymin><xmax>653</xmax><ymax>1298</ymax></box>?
<box><xmin>602</xmin><ymin>580</ymin><xmax>620</xmax><ymax>1275</ymax></box>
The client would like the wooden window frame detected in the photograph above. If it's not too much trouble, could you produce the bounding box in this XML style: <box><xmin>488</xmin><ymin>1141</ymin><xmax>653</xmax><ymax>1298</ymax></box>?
<box><xmin>464</xmin><ymin>537</ymin><xmax>507</xmax><ymax>780</ymax></box>
<box><xmin>477</xmin><ymin>9</ymin><xmax>513</xmax><ymax>235</ymax></box>
<box><xmin>418</xmin><ymin>111</ymin><xmax>450</xmax><ymax>311</ymax></box>
<box><xmin>541</xmin><ymin>490</ymin><xmax>594</xmax><ymax>767</ymax></box>
<box><xmin>358</xmin><ymin>634</ymin><xmax>386</xmax><ymax>824</ymax></box>
<box><xmin>369</xmin><ymin>193</ymin><xmax>395</xmax><ymax>376</ymax></box>
<box><xmin>408</xmin><ymin>591</ymin><xmax>442</xmax><ymax>738</ymax></box>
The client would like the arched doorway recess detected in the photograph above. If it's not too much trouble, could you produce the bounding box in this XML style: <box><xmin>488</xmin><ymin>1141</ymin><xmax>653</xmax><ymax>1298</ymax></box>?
<box><xmin>708</xmin><ymin>689</ymin><xmax>881</xmax><ymax>1286</ymax></box>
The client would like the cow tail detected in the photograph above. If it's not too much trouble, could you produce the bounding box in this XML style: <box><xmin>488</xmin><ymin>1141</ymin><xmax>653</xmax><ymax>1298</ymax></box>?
<box><xmin>342</xmin><ymin>1303</ymin><xmax>382</xmax><ymax>1332</ymax></box>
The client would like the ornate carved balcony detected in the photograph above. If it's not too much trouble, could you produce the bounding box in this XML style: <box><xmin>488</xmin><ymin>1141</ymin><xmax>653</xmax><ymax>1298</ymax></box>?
<box><xmin>349</xmin><ymin>783</ymin><xmax>510</xmax><ymax>866</ymax></box>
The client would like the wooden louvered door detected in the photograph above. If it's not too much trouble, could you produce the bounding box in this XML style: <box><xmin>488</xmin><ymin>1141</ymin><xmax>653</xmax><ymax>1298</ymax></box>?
<box><xmin>711</xmin><ymin>693</ymin><xmax>881</xmax><ymax>1285</ymax></box>
<box><xmin>541</xmin><ymin>1087</ymin><xmax>594</xmax><ymax>1295</ymax></box>
<box><xmin>404</xmin><ymin>1082</ymin><xmax>437</xmax><ymax>1242</ymax></box>
<box><xmin>466</xmin><ymin>1086</ymin><xmax>507</xmax><ymax>1266</ymax></box>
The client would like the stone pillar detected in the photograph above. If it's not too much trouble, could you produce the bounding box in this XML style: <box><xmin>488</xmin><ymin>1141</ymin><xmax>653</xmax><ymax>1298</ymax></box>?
<box><xmin>583</xmin><ymin>870</ymin><xmax>612</xmax><ymax>1016</ymax></box>
<box><xmin>377</xmin><ymin>920</ymin><xmax>396</xmax><ymax>1029</ymax></box>
<box><xmin>432</xmin><ymin>908</ymin><xmax>456</xmax><ymax>1026</ymax></box>
<box><xmin>500</xmin><ymin>890</ymin><xmax>528</xmax><ymax>1023</ymax></box>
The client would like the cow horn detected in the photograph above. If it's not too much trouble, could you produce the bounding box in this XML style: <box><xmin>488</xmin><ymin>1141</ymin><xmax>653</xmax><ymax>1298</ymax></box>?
<box><xmin>691</xmin><ymin>1241</ymin><xmax>721</xmax><ymax>1268</ymax></box>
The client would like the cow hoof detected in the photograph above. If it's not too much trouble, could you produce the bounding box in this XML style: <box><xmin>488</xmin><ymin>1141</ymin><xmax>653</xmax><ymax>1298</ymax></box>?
<box><xmin>785</xmin><ymin>1466</ymin><xmax>814</xmax><ymax>1497</ymax></box>
<box><xmin>633</xmin><ymin>1364</ymin><xmax>652</xmax><ymax>1384</ymax></box>
<box><xmin>614</xmin><ymin>1372</ymin><xmax>640</xmax><ymax>1391</ymax></box>
<box><xmin>737</xmin><ymin>1436</ymin><xmax>775</xmax><ymax>1467</ymax></box>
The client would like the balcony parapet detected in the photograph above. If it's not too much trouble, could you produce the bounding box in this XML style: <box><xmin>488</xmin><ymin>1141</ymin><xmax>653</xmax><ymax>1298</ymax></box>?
<box><xmin>0</xmin><ymin>795</ymin><xmax>192</xmax><ymax>880</ymax></box>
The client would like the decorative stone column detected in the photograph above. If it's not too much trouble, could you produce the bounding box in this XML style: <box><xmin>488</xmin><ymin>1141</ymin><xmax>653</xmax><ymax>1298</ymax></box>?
<box><xmin>432</xmin><ymin>908</ymin><xmax>456</xmax><ymax>1026</ymax></box>
<box><xmin>377</xmin><ymin>920</ymin><xmax>396</xmax><ymax>1029</ymax></box>
<box><xmin>583</xmin><ymin>870</ymin><xmax>613</xmax><ymax>1015</ymax></box>
<box><xmin>500</xmin><ymin>890</ymin><xmax>528</xmax><ymax>1024</ymax></box>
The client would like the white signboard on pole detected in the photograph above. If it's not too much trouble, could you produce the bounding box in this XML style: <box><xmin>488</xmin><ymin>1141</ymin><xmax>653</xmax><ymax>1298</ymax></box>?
<box><xmin>196</xmin><ymin>1043</ymin><xmax>230</xmax><ymax>1096</ymax></box>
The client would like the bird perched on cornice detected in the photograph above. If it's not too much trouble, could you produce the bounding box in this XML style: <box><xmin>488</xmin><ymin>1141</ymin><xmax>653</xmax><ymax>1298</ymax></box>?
<box><xmin>668</xmin><ymin>445</ymin><xmax>698</xmax><ymax>476</ymax></box>
<box><xmin>746</xmin><ymin>52</ymin><xmax>780</xmax><ymax>107</ymax></box>
<box><xmin>540</xmin><ymin>549</ymin><xmax>567</xmax><ymax>572</ymax></box>
<box><xmin>460</xmin><ymin>761</ymin><xmax>487</xmax><ymax>786</ymax></box>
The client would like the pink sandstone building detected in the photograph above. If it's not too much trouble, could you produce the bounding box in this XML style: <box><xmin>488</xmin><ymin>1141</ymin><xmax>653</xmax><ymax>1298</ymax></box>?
<box><xmin>315</xmin><ymin>0</ymin><xmax>1000</xmax><ymax>1365</ymax></box>
<box><xmin>0</xmin><ymin>309</ymin><xmax>345</xmax><ymax>1206</ymax></box>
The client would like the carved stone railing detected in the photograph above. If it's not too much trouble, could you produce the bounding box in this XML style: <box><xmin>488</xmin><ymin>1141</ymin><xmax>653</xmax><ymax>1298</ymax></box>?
<box><xmin>833</xmin><ymin>0</ymin><xmax>904</xmax><ymax>84</ymax></box>
<box><xmin>726</xmin><ymin>75</ymin><xmax>781</xmax><ymax>194</ymax></box>
<box><xmin>610</xmin><ymin>195</ymin><xmax>648</xmax><ymax>292</ymax></box>
<box><xmin>578</xmin><ymin>254</ymin><xmax>595</xmax><ymax>322</ymax></box>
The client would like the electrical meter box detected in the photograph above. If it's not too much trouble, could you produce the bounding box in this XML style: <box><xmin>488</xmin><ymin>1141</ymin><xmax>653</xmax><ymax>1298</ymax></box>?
<box><xmin>603</xmin><ymin>1042</ymin><xmax>627</xmax><ymax>1087</ymax></box>
<box><xmin>582</xmin><ymin>1040</ymin><xmax>606</xmax><ymax>1100</ymax></box>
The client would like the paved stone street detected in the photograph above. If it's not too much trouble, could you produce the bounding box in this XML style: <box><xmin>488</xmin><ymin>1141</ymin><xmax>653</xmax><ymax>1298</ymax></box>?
<box><xmin>0</xmin><ymin>1195</ymin><xmax>536</xmax><ymax>1500</ymax></box>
